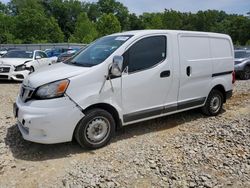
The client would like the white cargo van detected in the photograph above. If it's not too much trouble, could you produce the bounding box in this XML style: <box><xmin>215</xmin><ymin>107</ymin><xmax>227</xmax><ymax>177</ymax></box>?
<box><xmin>14</xmin><ymin>30</ymin><xmax>235</xmax><ymax>149</ymax></box>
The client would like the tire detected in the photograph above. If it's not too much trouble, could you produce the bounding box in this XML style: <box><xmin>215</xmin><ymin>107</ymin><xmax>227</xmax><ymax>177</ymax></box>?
<box><xmin>202</xmin><ymin>90</ymin><xmax>224</xmax><ymax>116</ymax></box>
<box><xmin>239</xmin><ymin>66</ymin><xmax>250</xmax><ymax>80</ymax></box>
<box><xmin>29</xmin><ymin>66</ymin><xmax>35</xmax><ymax>74</ymax></box>
<box><xmin>74</xmin><ymin>108</ymin><xmax>115</xmax><ymax>149</ymax></box>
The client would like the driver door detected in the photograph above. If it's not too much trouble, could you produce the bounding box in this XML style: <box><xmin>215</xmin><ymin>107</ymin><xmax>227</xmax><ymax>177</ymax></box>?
<box><xmin>121</xmin><ymin>35</ymin><xmax>174</xmax><ymax>123</ymax></box>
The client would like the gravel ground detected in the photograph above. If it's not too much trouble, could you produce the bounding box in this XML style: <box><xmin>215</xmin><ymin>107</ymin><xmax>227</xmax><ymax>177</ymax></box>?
<box><xmin>0</xmin><ymin>80</ymin><xmax>249</xmax><ymax>188</ymax></box>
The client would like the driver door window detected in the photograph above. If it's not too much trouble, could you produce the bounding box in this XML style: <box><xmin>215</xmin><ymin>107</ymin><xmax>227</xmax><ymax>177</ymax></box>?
<box><xmin>123</xmin><ymin>36</ymin><xmax>166</xmax><ymax>73</ymax></box>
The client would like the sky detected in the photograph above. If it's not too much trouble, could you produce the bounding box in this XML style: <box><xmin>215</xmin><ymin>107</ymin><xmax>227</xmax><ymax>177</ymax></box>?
<box><xmin>1</xmin><ymin>0</ymin><xmax>249</xmax><ymax>15</ymax></box>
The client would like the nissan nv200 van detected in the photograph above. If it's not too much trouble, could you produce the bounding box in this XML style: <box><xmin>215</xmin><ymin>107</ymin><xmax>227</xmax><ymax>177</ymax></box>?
<box><xmin>14</xmin><ymin>30</ymin><xmax>234</xmax><ymax>149</ymax></box>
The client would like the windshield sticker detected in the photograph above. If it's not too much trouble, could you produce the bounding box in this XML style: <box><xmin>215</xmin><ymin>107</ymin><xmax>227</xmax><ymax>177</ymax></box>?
<box><xmin>115</xmin><ymin>36</ymin><xmax>130</xmax><ymax>41</ymax></box>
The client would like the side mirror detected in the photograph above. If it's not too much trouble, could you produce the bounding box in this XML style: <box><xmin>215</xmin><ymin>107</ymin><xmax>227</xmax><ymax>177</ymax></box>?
<box><xmin>111</xmin><ymin>55</ymin><xmax>123</xmax><ymax>77</ymax></box>
<box><xmin>35</xmin><ymin>55</ymin><xmax>42</xmax><ymax>60</ymax></box>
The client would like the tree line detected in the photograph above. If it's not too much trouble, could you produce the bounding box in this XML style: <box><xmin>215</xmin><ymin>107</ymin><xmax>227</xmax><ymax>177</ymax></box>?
<box><xmin>0</xmin><ymin>0</ymin><xmax>249</xmax><ymax>45</ymax></box>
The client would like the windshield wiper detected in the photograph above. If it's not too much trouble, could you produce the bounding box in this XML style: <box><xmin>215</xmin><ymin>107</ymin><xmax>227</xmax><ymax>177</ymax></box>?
<box><xmin>64</xmin><ymin>61</ymin><xmax>95</xmax><ymax>67</ymax></box>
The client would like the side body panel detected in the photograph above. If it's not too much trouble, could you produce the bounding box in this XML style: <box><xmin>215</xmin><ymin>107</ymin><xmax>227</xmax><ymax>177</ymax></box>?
<box><xmin>209</xmin><ymin>36</ymin><xmax>234</xmax><ymax>92</ymax></box>
<box><xmin>177</xmin><ymin>34</ymin><xmax>212</xmax><ymax>104</ymax></box>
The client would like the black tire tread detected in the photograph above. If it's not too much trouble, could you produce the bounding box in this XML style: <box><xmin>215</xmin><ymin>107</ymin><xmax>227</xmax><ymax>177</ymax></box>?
<box><xmin>74</xmin><ymin>108</ymin><xmax>115</xmax><ymax>149</ymax></box>
<box><xmin>202</xmin><ymin>89</ymin><xmax>224</xmax><ymax>116</ymax></box>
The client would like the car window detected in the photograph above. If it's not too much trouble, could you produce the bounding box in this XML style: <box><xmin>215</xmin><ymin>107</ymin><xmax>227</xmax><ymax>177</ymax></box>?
<box><xmin>66</xmin><ymin>35</ymin><xmax>132</xmax><ymax>67</ymax></box>
<box><xmin>235</xmin><ymin>51</ymin><xmax>250</xmax><ymax>58</ymax></box>
<box><xmin>2</xmin><ymin>50</ymin><xmax>33</xmax><ymax>58</ymax></box>
<box><xmin>124</xmin><ymin>36</ymin><xmax>166</xmax><ymax>73</ymax></box>
<box><xmin>39</xmin><ymin>51</ymin><xmax>48</xmax><ymax>58</ymax></box>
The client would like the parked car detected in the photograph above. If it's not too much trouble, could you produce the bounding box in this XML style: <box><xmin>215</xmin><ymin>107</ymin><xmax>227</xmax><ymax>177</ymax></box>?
<box><xmin>14</xmin><ymin>30</ymin><xmax>234</xmax><ymax>149</ymax></box>
<box><xmin>45</xmin><ymin>48</ymin><xmax>74</xmax><ymax>58</ymax></box>
<box><xmin>234</xmin><ymin>50</ymin><xmax>250</xmax><ymax>80</ymax></box>
<box><xmin>57</xmin><ymin>48</ymin><xmax>81</xmax><ymax>62</ymax></box>
<box><xmin>0</xmin><ymin>47</ymin><xmax>20</xmax><ymax>57</ymax></box>
<box><xmin>0</xmin><ymin>50</ymin><xmax>53</xmax><ymax>81</ymax></box>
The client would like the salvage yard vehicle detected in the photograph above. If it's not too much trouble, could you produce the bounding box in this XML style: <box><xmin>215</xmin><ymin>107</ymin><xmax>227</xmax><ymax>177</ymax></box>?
<box><xmin>14</xmin><ymin>30</ymin><xmax>234</xmax><ymax>149</ymax></box>
<box><xmin>57</xmin><ymin>48</ymin><xmax>81</xmax><ymax>62</ymax></box>
<box><xmin>0</xmin><ymin>50</ymin><xmax>53</xmax><ymax>81</ymax></box>
<box><xmin>234</xmin><ymin>49</ymin><xmax>250</xmax><ymax>80</ymax></box>
<box><xmin>0</xmin><ymin>47</ymin><xmax>20</xmax><ymax>57</ymax></box>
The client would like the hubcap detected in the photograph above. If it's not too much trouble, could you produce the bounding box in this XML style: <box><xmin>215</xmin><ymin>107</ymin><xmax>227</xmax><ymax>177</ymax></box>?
<box><xmin>85</xmin><ymin>117</ymin><xmax>110</xmax><ymax>144</ymax></box>
<box><xmin>210</xmin><ymin>95</ymin><xmax>221</xmax><ymax>113</ymax></box>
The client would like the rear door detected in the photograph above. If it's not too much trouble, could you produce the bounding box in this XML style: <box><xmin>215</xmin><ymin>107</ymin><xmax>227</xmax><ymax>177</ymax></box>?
<box><xmin>121</xmin><ymin>34</ymin><xmax>176</xmax><ymax>123</ymax></box>
<box><xmin>178</xmin><ymin>34</ymin><xmax>212</xmax><ymax>108</ymax></box>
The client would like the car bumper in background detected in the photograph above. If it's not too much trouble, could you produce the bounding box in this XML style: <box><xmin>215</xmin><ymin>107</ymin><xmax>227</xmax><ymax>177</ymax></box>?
<box><xmin>15</xmin><ymin>96</ymin><xmax>84</xmax><ymax>144</ymax></box>
<box><xmin>0</xmin><ymin>65</ymin><xmax>29</xmax><ymax>81</ymax></box>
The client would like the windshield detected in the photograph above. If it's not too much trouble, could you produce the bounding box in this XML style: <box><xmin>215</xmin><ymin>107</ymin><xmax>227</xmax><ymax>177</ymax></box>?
<box><xmin>2</xmin><ymin>50</ymin><xmax>33</xmax><ymax>58</ymax></box>
<box><xmin>235</xmin><ymin>51</ymin><xmax>250</xmax><ymax>58</ymax></box>
<box><xmin>65</xmin><ymin>35</ymin><xmax>132</xmax><ymax>67</ymax></box>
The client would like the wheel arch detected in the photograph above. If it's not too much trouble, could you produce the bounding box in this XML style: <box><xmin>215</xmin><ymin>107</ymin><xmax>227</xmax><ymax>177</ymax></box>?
<box><xmin>210</xmin><ymin>84</ymin><xmax>226</xmax><ymax>103</ymax></box>
<box><xmin>82</xmin><ymin>103</ymin><xmax>122</xmax><ymax>130</ymax></box>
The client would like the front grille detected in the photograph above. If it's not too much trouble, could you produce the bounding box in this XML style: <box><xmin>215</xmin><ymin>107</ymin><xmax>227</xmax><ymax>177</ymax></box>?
<box><xmin>20</xmin><ymin>85</ymin><xmax>35</xmax><ymax>102</ymax></box>
<box><xmin>0</xmin><ymin>67</ymin><xmax>10</xmax><ymax>73</ymax></box>
<box><xmin>0</xmin><ymin>75</ymin><xmax>8</xmax><ymax>79</ymax></box>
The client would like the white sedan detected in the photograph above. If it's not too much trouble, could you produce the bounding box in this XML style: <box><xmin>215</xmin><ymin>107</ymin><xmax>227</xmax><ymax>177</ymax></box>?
<box><xmin>0</xmin><ymin>50</ymin><xmax>54</xmax><ymax>81</ymax></box>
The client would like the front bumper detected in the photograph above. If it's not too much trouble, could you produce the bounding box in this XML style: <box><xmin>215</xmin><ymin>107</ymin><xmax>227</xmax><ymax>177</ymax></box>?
<box><xmin>0</xmin><ymin>65</ymin><xmax>29</xmax><ymax>81</ymax></box>
<box><xmin>15</xmin><ymin>96</ymin><xmax>85</xmax><ymax>144</ymax></box>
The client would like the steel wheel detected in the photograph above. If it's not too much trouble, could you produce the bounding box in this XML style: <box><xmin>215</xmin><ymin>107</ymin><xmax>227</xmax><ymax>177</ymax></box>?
<box><xmin>202</xmin><ymin>89</ymin><xmax>224</xmax><ymax>116</ymax></box>
<box><xmin>209</xmin><ymin>94</ymin><xmax>222</xmax><ymax>114</ymax></box>
<box><xmin>74</xmin><ymin>108</ymin><xmax>115</xmax><ymax>149</ymax></box>
<box><xmin>84</xmin><ymin>117</ymin><xmax>110</xmax><ymax>145</ymax></box>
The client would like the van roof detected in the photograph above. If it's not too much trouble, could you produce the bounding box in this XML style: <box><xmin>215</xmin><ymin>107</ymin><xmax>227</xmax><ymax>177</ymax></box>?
<box><xmin>111</xmin><ymin>29</ymin><xmax>230</xmax><ymax>39</ymax></box>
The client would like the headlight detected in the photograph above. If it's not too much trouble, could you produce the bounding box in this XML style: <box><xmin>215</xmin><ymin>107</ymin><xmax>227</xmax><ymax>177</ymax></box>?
<box><xmin>34</xmin><ymin>79</ymin><xmax>70</xmax><ymax>99</ymax></box>
<box><xmin>15</xmin><ymin>64</ymin><xmax>27</xmax><ymax>71</ymax></box>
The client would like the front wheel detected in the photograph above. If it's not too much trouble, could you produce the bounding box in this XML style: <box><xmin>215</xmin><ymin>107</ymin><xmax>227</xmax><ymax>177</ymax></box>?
<box><xmin>29</xmin><ymin>66</ymin><xmax>35</xmax><ymax>74</ymax></box>
<box><xmin>202</xmin><ymin>90</ymin><xmax>224</xmax><ymax>116</ymax></box>
<box><xmin>74</xmin><ymin>108</ymin><xmax>115</xmax><ymax>149</ymax></box>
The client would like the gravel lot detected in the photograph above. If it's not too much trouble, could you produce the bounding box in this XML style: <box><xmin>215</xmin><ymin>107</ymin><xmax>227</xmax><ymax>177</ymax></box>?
<box><xmin>0</xmin><ymin>80</ymin><xmax>249</xmax><ymax>188</ymax></box>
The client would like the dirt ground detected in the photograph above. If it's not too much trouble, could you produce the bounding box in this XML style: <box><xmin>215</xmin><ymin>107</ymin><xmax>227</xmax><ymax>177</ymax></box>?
<box><xmin>0</xmin><ymin>80</ymin><xmax>249</xmax><ymax>188</ymax></box>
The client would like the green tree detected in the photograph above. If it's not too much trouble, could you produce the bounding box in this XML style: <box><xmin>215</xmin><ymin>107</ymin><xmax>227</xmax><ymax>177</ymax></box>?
<box><xmin>0</xmin><ymin>2</ymin><xmax>9</xmax><ymax>14</ymax></box>
<box><xmin>42</xmin><ymin>0</ymin><xmax>85</xmax><ymax>40</ymax></box>
<box><xmin>15</xmin><ymin>8</ymin><xmax>64</xmax><ymax>43</ymax></box>
<box><xmin>162</xmin><ymin>9</ymin><xmax>183</xmax><ymax>29</ymax></box>
<box><xmin>8</xmin><ymin>0</ymin><xmax>43</xmax><ymax>15</ymax></box>
<box><xmin>86</xmin><ymin>3</ymin><xmax>101</xmax><ymax>22</ymax></box>
<box><xmin>0</xmin><ymin>13</ymin><xmax>17</xmax><ymax>43</ymax></box>
<box><xmin>96</xmin><ymin>13</ymin><xmax>121</xmax><ymax>36</ymax></box>
<box><xmin>69</xmin><ymin>13</ymin><xmax>98</xmax><ymax>43</ymax></box>
<box><xmin>128</xmin><ymin>13</ymin><xmax>145</xmax><ymax>30</ymax></box>
<box><xmin>97</xmin><ymin>0</ymin><xmax>130</xmax><ymax>30</ymax></box>
<box><xmin>140</xmin><ymin>13</ymin><xmax>163</xmax><ymax>29</ymax></box>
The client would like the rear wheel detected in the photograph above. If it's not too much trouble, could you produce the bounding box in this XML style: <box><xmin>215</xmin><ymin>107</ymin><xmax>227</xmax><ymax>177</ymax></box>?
<box><xmin>74</xmin><ymin>108</ymin><xmax>115</xmax><ymax>149</ymax></box>
<box><xmin>202</xmin><ymin>89</ymin><xmax>224</xmax><ymax>116</ymax></box>
<box><xmin>239</xmin><ymin>66</ymin><xmax>250</xmax><ymax>80</ymax></box>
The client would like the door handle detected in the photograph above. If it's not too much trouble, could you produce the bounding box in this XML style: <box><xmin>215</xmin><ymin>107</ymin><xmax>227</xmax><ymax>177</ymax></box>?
<box><xmin>186</xmin><ymin>66</ymin><xmax>191</xmax><ymax>76</ymax></box>
<box><xmin>160</xmin><ymin>70</ymin><xmax>170</xmax><ymax>78</ymax></box>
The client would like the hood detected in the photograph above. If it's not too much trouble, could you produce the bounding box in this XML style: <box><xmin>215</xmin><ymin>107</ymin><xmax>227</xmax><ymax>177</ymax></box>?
<box><xmin>0</xmin><ymin>58</ymin><xmax>32</xmax><ymax>66</ymax></box>
<box><xmin>23</xmin><ymin>62</ymin><xmax>90</xmax><ymax>88</ymax></box>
